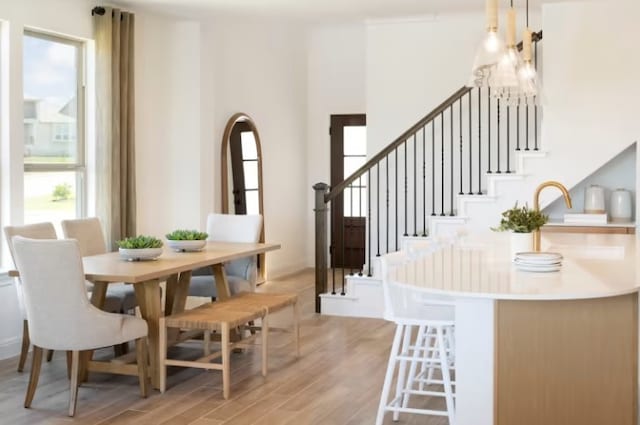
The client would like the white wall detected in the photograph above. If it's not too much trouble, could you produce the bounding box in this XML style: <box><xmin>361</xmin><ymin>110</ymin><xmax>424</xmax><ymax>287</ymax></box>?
<box><xmin>306</xmin><ymin>23</ymin><xmax>367</xmax><ymax>265</ymax></box>
<box><xmin>0</xmin><ymin>0</ymin><xmax>94</xmax><ymax>359</ymax></box>
<box><xmin>204</xmin><ymin>18</ymin><xmax>309</xmax><ymax>276</ymax></box>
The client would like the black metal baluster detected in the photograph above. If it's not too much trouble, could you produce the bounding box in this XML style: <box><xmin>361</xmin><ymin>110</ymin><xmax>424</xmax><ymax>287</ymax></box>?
<box><xmin>477</xmin><ymin>87</ymin><xmax>483</xmax><ymax>194</ymax></box>
<box><xmin>459</xmin><ymin>100</ymin><xmax>463</xmax><ymax>196</ymax></box>
<box><xmin>487</xmin><ymin>88</ymin><xmax>492</xmax><ymax>173</ymax></box>
<box><xmin>404</xmin><ymin>141</ymin><xmax>408</xmax><ymax>237</ymax></box>
<box><xmin>386</xmin><ymin>156</ymin><xmax>389</xmax><ymax>254</ymax></box>
<box><xmin>422</xmin><ymin>127</ymin><xmax>427</xmax><ymax>235</ymax></box>
<box><xmin>395</xmin><ymin>147</ymin><xmax>399</xmax><ymax>250</ymax></box>
<box><xmin>506</xmin><ymin>104</ymin><xmax>511</xmax><ymax>173</ymax></box>
<box><xmin>431</xmin><ymin>122</ymin><xmax>436</xmax><ymax>216</ymax></box>
<box><xmin>341</xmin><ymin>204</ymin><xmax>345</xmax><ymax>295</ymax></box>
<box><xmin>368</xmin><ymin>170</ymin><xmax>372</xmax><ymax>275</ymax></box>
<box><xmin>468</xmin><ymin>92</ymin><xmax>473</xmax><ymax>195</ymax></box>
<box><xmin>331</xmin><ymin>208</ymin><xmax>336</xmax><ymax>294</ymax></box>
<box><xmin>358</xmin><ymin>176</ymin><xmax>363</xmax><ymax>276</ymax></box>
<box><xmin>440</xmin><ymin>113</ymin><xmax>445</xmax><ymax>216</ymax></box>
<box><xmin>412</xmin><ymin>134</ymin><xmax>417</xmax><ymax>236</ymax></box>
<box><xmin>496</xmin><ymin>98</ymin><xmax>501</xmax><ymax>173</ymax></box>
<box><xmin>450</xmin><ymin>104</ymin><xmax>454</xmax><ymax>215</ymax></box>
<box><xmin>349</xmin><ymin>182</ymin><xmax>354</xmax><ymax>276</ymax></box>
<box><xmin>534</xmin><ymin>39</ymin><xmax>539</xmax><ymax>151</ymax></box>
<box><xmin>376</xmin><ymin>163</ymin><xmax>380</xmax><ymax>257</ymax></box>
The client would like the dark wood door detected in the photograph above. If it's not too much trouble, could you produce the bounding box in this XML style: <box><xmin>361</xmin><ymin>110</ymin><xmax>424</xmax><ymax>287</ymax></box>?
<box><xmin>330</xmin><ymin>114</ymin><xmax>366</xmax><ymax>270</ymax></box>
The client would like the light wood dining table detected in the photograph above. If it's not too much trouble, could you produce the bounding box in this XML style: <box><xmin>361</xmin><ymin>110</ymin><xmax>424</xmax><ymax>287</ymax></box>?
<box><xmin>81</xmin><ymin>241</ymin><xmax>280</xmax><ymax>389</ymax></box>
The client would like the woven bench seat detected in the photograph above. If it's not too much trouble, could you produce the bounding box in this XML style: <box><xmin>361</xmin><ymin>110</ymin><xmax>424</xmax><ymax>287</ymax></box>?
<box><xmin>159</xmin><ymin>291</ymin><xmax>300</xmax><ymax>399</ymax></box>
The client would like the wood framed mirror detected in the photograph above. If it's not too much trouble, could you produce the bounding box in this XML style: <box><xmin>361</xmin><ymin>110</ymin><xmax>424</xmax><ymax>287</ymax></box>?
<box><xmin>221</xmin><ymin>113</ymin><xmax>266</xmax><ymax>282</ymax></box>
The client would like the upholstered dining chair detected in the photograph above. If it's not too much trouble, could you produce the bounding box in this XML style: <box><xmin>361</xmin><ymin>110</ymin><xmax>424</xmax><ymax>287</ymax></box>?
<box><xmin>11</xmin><ymin>236</ymin><xmax>149</xmax><ymax>416</ymax></box>
<box><xmin>189</xmin><ymin>213</ymin><xmax>263</xmax><ymax>299</ymax></box>
<box><xmin>61</xmin><ymin>217</ymin><xmax>138</xmax><ymax>313</ymax></box>
<box><xmin>4</xmin><ymin>222</ymin><xmax>122</xmax><ymax>372</ymax></box>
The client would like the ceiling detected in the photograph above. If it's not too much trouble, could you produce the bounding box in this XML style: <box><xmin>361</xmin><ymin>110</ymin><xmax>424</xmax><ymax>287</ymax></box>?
<box><xmin>116</xmin><ymin>0</ymin><xmax>575</xmax><ymax>22</ymax></box>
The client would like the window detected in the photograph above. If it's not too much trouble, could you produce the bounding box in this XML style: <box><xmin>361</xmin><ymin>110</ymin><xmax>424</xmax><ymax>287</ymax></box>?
<box><xmin>23</xmin><ymin>31</ymin><xmax>85</xmax><ymax>223</ymax></box>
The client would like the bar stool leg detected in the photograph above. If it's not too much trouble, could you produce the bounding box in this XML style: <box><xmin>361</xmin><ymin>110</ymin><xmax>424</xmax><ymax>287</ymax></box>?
<box><xmin>437</xmin><ymin>326</ymin><xmax>456</xmax><ymax>424</ymax></box>
<box><xmin>402</xmin><ymin>324</ymin><xmax>426</xmax><ymax>409</ymax></box>
<box><xmin>392</xmin><ymin>325</ymin><xmax>412</xmax><ymax>421</ymax></box>
<box><xmin>376</xmin><ymin>324</ymin><xmax>404</xmax><ymax>425</ymax></box>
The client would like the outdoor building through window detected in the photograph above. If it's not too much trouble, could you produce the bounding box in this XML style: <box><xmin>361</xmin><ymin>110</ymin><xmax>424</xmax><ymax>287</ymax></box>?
<box><xmin>23</xmin><ymin>31</ymin><xmax>85</xmax><ymax>224</ymax></box>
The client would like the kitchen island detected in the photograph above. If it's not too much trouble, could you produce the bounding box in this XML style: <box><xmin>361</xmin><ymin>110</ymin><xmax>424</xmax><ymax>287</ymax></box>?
<box><xmin>387</xmin><ymin>232</ymin><xmax>639</xmax><ymax>425</ymax></box>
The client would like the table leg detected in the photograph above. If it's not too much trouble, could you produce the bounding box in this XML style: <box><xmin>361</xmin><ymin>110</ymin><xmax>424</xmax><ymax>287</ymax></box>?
<box><xmin>212</xmin><ymin>264</ymin><xmax>231</xmax><ymax>301</ymax></box>
<box><xmin>167</xmin><ymin>271</ymin><xmax>192</xmax><ymax>342</ymax></box>
<box><xmin>134</xmin><ymin>279</ymin><xmax>162</xmax><ymax>389</ymax></box>
<box><xmin>163</xmin><ymin>274</ymin><xmax>178</xmax><ymax>314</ymax></box>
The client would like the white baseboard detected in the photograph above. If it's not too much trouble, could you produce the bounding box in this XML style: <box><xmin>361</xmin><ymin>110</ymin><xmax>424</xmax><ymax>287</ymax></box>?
<box><xmin>0</xmin><ymin>336</ymin><xmax>22</xmax><ymax>361</ymax></box>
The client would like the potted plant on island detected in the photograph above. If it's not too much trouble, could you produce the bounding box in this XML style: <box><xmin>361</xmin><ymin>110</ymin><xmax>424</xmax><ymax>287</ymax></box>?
<box><xmin>165</xmin><ymin>229</ymin><xmax>209</xmax><ymax>252</ymax></box>
<box><xmin>117</xmin><ymin>235</ymin><xmax>164</xmax><ymax>261</ymax></box>
<box><xmin>492</xmin><ymin>203</ymin><xmax>548</xmax><ymax>258</ymax></box>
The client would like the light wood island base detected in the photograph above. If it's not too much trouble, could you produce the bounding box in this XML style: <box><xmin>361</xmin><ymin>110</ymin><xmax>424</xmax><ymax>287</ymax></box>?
<box><xmin>496</xmin><ymin>294</ymin><xmax>638</xmax><ymax>425</ymax></box>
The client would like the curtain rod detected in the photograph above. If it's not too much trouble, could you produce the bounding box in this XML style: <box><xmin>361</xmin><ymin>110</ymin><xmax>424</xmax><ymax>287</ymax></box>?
<box><xmin>92</xmin><ymin>6</ymin><xmax>130</xmax><ymax>19</ymax></box>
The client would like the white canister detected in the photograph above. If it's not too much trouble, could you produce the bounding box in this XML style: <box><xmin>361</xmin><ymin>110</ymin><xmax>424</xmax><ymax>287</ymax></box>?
<box><xmin>510</xmin><ymin>232</ymin><xmax>533</xmax><ymax>259</ymax></box>
<box><xmin>610</xmin><ymin>189</ymin><xmax>632</xmax><ymax>223</ymax></box>
<box><xmin>584</xmin><ymin>184</ymin><xmax>605</xmax><ymax>214</ymax></box>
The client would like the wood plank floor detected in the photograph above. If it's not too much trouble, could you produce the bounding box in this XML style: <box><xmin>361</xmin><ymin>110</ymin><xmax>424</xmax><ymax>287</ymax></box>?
<box><xmin>0</xmin><ymin>269</ymin><xmax>447</xmax><ymax>425</ymax></box>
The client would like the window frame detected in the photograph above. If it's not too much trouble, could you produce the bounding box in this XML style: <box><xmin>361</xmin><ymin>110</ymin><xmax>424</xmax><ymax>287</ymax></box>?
<box><xmin>22</xmin><ymin>29</ymin><xmax>87</xmax><ymax>219</ymax></box>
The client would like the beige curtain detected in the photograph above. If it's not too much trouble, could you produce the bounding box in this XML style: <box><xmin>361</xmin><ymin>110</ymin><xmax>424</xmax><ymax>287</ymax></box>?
<box><xmin>94</xmin><ymin>8</ymin><xmax>136</xmax><ymax>249</ymax></box>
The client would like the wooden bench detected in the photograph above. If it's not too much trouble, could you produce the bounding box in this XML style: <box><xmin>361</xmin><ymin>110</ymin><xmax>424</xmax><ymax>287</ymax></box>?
<box><xmin>159</xmin><ymin>291</ymin><xmax>299</xmax><ymax>399</ymax></box>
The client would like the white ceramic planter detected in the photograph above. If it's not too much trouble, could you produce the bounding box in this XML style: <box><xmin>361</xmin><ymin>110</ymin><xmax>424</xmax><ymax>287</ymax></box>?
<box><xmin>166</xmin><ymin>239</ymin><xmax>206</xmax><ymax>252</ymax></box>
<box><xmin>119</xmin><ymin>247</ymin><xmax>163</xmax><ymax>261</ymax></box>
<box><xmin>510</xmin><ymin>232</ymin><xmax>533</xmax><ymax>259</ymax></box>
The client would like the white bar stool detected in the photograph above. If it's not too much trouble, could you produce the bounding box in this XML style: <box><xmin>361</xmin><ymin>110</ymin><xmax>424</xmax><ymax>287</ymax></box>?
<box><xmin>376</xmin><ymin>251</ymin><xmax>456</xmax><ymax>425</ymax></box>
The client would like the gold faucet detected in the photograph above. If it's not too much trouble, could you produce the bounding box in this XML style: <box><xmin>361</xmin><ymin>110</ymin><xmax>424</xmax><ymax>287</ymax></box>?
<box><xmin>533</xmin><ymin>181</ymin><xmax>572</xmax><ymax>251</ymax></box>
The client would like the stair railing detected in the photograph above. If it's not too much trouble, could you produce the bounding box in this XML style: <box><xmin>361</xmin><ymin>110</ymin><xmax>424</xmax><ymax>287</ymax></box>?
<box><xmin>313</xmin><ymin>31</ymin><xmax>542</xmax><ymax>313</ymax></box>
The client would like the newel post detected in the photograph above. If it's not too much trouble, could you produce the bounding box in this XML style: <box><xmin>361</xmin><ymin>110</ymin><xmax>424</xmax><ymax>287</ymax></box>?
<box><xmin>313</xmin><ymin>183</ymin><xmax>330</xmax><ymax>313</ymax></box>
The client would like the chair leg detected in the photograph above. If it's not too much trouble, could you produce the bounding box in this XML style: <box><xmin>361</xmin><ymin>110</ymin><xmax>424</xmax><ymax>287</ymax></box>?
<box><xmin>221</xmin><ymin>323</ymin><xmax>230</xmax><ymax>400</ymax></box>
<box><xmin>135</xmin><ymin>337</ymin><xmax>149</xmax><ymax>398</ymax></box>
<box><xmin>293</xmin><ymin>301</ymin><xmax>300</xmax><ymax>358</ymax></box>
<box><xmin>203</xmin><ymin>330</ymin><xmax>211</xmax><ymax>356</ymax></box>
<box><xmin>159</xmin><ymin>317</ymin><xmax>167</xmax><ymax>394</ymax></box>
<box><xmin>46</xmin><ymin>350</ymin><xmax>54</xmax><ymax>362</ymax></box>
<box><xmin>18</xmin><ymin>320</ymin><xmax>30</xmax><ymax>373</ymax></box>
<box><xmin>66</xmin><ymin>351</ymin><xmax>72</xmax><ymax>380</ymax></box>
<box><xmin>68</xmin><ymin>351</ymin><xmax>80</xmax><ymax>417</ymax></box>
<box><xmin>376</xmin><ymin>325</ymin><xmax>404</xmax><ymax>425</ymax></box>
<box><xmin>24</xmin><ymin>346</ymin><xmax>43</xmax><ymax>408</ymax></box>
<box><xmin>261</xmin><ymin>315</ymin><xmax>268</xmax><ymax>377</ymax></box>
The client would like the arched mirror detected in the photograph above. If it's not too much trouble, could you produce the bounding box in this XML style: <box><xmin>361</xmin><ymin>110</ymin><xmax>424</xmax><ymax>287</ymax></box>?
<box><xmin>221</xmin><ymin>113</ymin><xmax>266</xmax><ymax>281</ymax></box>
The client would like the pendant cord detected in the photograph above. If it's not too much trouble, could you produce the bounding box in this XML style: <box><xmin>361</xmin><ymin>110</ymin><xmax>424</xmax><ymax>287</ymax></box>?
<box><xmin>526</xmin><ymin>0</ymin><xmax>529</xmax><ymax>26</ymax></box>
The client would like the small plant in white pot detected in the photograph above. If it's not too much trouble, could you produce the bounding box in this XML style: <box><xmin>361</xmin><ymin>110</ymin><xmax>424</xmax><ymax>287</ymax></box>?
<box><xmin>117</xmin><ymin>235</ymin><xmax>163</xmax><ymax>261</ymax></box>
<box><xmin>492</xmin><ymin>203</ymin><xmax>548</xmax><ymax>258</ymax></box>
<box><xmin>165</xmin><ymin>230</ymin><xmax>208</xmax><ymax>252</ymax></box>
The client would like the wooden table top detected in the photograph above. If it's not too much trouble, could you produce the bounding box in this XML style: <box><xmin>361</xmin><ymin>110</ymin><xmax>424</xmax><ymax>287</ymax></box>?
<box><xmin>82</xmin><ymin>241</ymin><xmax>280</xmax><ymax>283</ymax></box>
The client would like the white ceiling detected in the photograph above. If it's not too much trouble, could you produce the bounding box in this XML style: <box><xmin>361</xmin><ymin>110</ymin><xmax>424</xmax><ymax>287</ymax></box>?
<box><xmin>116</xmin><ymin>0</ymin><xmax>574</xmax><ymax>22</ymax></box>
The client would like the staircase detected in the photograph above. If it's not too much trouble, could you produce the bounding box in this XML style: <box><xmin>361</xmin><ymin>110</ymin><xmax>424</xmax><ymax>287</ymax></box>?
<box><xmin>314</xmin><ymin>33</ymin><xmax>546</xmax><ymax>316</ymax></box>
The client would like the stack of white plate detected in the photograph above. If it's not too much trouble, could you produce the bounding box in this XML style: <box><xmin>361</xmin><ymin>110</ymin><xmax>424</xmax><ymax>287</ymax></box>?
<box><xmin>514</xmin><ymin>252</ymin><xmax>563</xmax><ymax>272</ymax></box>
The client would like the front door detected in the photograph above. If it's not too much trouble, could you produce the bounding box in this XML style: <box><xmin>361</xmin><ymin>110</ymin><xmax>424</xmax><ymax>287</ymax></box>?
<box><xmin>330</xmin><ymin>114</ymin><xmax>366</xmax><ymax>270</ymax></box>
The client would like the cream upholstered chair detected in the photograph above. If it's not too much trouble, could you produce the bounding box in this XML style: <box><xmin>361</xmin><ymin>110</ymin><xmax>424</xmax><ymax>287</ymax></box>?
<box><xmin>61</xmin><ymin>217</ymin><xmax>137</xmax><ymax>313</ymax></box>
<box><xmin>189</xmin><ymin>213</ymin><xmax>263</xmax><ymax>299</ymax></box>
<box><xmin>4</xmin><ymin>222</ymin><xmax>121</xmax><ymax>372</ymax></box>
<box><xmin>12</xmin><ymin>236</ymin><xmax>149</xmax><ymax>416</ymax></box>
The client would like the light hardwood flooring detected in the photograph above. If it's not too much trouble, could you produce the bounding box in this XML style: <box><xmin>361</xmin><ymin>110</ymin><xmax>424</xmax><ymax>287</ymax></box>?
<box><xmin>0</xmin><ymin>269</ymin><xmax>447</xmax><ymax>425</ymax></box>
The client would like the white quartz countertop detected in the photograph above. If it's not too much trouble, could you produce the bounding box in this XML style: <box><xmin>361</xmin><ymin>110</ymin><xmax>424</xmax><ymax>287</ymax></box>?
<box><xmin>388</xmin><ymin>232</ymin><xmax>639</xmax><ymax>300</ymax></box>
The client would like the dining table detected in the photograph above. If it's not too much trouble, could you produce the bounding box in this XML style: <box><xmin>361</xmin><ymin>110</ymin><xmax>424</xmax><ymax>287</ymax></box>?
<box><xmin>81</xmin><ymin>240</ymin><xmax>280</xmax><ymax>389</ymax></box>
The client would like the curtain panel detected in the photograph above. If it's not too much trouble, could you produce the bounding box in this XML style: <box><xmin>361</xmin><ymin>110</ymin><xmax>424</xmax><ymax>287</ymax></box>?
<box><xmin>94</xmin><ymin>8</ymin><xmax>136</xmax><ymax>248</ymax></box>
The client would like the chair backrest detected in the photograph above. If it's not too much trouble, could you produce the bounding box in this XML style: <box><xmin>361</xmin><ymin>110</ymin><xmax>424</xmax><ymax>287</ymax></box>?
<box><xmin>206</xmin><ymin>213</ymin><xmax>263</xmax><ymax>287</ymax></box>
<box><xmin>4</xmin><ymin>222</ymin><xmax>57</xmax><ymax>264</ymax></box>
<box><xmin>11</xmin><ymin>237</ymin><xmax>98</xmax><ymax>349</ymax></box>
<box><xmin>61</xmin><ymin>217</ymin><xmax>107</xmax><ymax>256</ymax></box>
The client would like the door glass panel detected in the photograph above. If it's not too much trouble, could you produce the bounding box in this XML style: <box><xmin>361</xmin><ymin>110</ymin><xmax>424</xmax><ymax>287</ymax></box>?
<box><xmin>343</xmin><ymin>187</ymin><xmax>367</xmax><ymax>217</ymax></box>
<box><xmin>344</xmin><ymin>156</ymin><xmax>366</xmax><ymax>178</ymax></box>
<box><xmin>23</xmin><ymin>34</ymin><xmax>79</xmax><ymax>165</ymax></box>
<box><xmin>243</xmin><ymin>161</ymin><xmax>259</xmax><ymax>190</ymax></box>
<box><xmin>24</xmin><ymin>171</ymin><xmax>78</xmax><ymax>224</ymax></box>
<box><xmin>343</xmin><ymin>126</ymin><xmax>366</xmax><ymax>156</ymax></box>
<box><xmin>245</xmin><ymin>190</ymin><xmax>259</xmax><ymax>215</ymax></box>
<box><xmin>241</xmin><ymin>131</ymin><xmax>258</xmax><ymax>160</ymax></box>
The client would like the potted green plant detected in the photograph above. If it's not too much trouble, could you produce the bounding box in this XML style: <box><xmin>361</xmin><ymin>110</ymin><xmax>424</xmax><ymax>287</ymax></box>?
<box><xmin>117</xmin><ymin>235</ymin><xmax>163</xmax><ymax>261</ymax></box>
<box><xmin>165</xmin><ymin>229</ymin><xmax>208</xmax><ymax>252</ymax></box>
<box><xmin>493</xmin><ymin>203</ymin><xmax>548</xmax><ymax>257</ymax></box>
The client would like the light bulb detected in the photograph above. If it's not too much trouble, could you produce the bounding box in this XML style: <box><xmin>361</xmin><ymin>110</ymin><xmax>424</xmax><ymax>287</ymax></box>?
<box><xmin>519</xmin><ymin>62</ymin><xmax>537</xmax><ymax>80</ymax></box>
<box><xmin>483</xmin><ymin>31</ymin><xmax>501</xmax><ymax>53</ymax></box>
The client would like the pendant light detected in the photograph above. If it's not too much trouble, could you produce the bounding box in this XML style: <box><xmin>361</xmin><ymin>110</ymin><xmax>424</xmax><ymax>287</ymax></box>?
<box><xmin>489</xmin><ymin>3</ymin><xmax>521</xmax><ymax>105</ymax></box>
<box><xmin>469</xmin><ymin>0</ymin><xmax>505</xmax><ymax>88</ymax></box>
<box><xmin>518</xmin><ymin>0</ymin><xmax>539</xmax><ymax>104</ymax></box>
